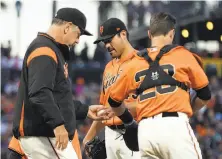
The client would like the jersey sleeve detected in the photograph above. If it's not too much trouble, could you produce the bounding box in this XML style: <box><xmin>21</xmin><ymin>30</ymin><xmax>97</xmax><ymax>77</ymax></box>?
<box><xmin>27</xmin><ymin>47</ymin><xmax>64</xmax><ymax>129</ymax></box>
<box><xmin>187</xmin><ymin>52</ymin><xmax>209</xmax><ymax>90</ymax></box>
<box><xmin>108</xmin><ymin>70</ymin><xmax>131</xmax><ymax>107</ymax></box>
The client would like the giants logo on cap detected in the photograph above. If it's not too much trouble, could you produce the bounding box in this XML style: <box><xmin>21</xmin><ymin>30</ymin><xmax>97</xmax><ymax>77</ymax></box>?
<box><xmin>100</xmin><ymin>26</ymin><xmax>104</xmax><ymax>35</ymax></box>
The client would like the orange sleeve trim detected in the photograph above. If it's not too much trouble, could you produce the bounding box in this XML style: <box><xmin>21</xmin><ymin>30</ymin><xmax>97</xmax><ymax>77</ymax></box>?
<box><xmin>19</xmin><ymin>102</ymin><xmax>25</xmax><ymax>137</ymax></box>
<box><xmin>27</xmin><ymin>47</ymin><xmax>58</xmax><ymax>66</ymax></box>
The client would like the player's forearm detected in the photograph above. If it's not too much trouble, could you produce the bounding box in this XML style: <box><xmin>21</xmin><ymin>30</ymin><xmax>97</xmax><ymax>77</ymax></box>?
<box><xmin>190</xmin><ymin>85</ymin><xmax>211</xmax><ymax>113</ymax></box>
<box><xmin>111</xmin><ymin>105</ymin><xmax>126</xmax><ymax>116</ymax></box>
<box><xmin>83</xmin><ymin>121</ymin><xmax>105</xmax><ymax>143</ymax></box>
<box><xmin>111</xmin><ymin>105</ymin><xmax>135</xmax><ymax>126</ymax></box>
<box><xmin>192</xmin><ymin>97</ymin><xmax>208</xmax><ymax>113</ymax></box>
<box><xmin>108</xmin><ymin>96</ymin><xmax>135</xmax><ymax>125</ymax></box>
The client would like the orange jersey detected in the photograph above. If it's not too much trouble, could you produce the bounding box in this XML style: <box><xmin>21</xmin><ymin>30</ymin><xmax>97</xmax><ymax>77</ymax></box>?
<box><xmin>108</xmin><ymin>46</ymin><xmax>209</xmax><ymax>121</ymax></box>
<box><xmin>100</xmin><ymin>51</ymin><xmax>138</xmax><ymax>126</ymax></box>
<box><xmin>8</xmin><ymin>130</ymin><xmax>82</xmax><ymax>159</ymax></box>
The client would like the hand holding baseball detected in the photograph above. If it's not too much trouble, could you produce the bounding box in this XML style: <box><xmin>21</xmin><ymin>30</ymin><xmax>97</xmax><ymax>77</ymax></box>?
<box><xmin>87</xmin><ymin>105</ymin><xmax>114</xmax><ymax>121</ymax></box>
<box><xmin>97</xmin><ymin>107</ymin><xmax>115</xmax><ymax>118</ymax></box>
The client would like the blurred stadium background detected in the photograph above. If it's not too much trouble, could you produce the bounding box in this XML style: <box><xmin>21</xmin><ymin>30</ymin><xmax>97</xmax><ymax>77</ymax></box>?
<box><xmin>1</xmin><ymin>1</ymin><xmax>222</xmax><ymax>159</ymax></box>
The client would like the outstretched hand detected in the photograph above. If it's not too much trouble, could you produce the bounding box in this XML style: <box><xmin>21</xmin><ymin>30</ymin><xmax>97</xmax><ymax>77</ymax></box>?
<box><xmin>87</xmin><ymin>105</ymin><xmax>114</xmax><ymax>121</ymax></box>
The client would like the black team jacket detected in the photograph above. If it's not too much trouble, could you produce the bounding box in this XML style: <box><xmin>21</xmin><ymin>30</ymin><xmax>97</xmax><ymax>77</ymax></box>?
<box><xmin>13</xmin><ymin>32</ymin><xmax>88</xmax><ymax>140</ymax></box>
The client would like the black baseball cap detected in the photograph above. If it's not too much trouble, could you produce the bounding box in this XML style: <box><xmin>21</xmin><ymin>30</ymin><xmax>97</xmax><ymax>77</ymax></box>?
<box><xmin>93</xmin><ymin>18</ymin><xmax>127</xmax><ymax>44</ymax></box>
<box><xmin>55</xmin><ymin>8</ymin><xmax>92</xmax><ymax>36</ymax></box>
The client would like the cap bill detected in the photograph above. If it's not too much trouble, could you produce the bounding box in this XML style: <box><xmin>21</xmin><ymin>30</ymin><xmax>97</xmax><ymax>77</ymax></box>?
<box><xmin>93</xmin><ymin>34</ymin><xmax>114</xmax><ymax>44</ymax></box>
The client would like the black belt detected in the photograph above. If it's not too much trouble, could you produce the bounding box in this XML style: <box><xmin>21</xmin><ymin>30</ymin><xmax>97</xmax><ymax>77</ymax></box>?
<box><xmin>108</xmin><ymin>124</ymin><xmax>125</xmax><ymax>130</ymax></box>
<box><xmin>141</xmin><ymin>112</ymin><xmax>179</xmax><ymax>120</ymax></box>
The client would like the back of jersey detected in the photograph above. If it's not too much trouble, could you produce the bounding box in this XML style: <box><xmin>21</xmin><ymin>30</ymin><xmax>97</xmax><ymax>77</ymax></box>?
<box><xmin>130</xmin><ymin>46</ymin><xmax>209</xmax><ymax>121</ymax></box>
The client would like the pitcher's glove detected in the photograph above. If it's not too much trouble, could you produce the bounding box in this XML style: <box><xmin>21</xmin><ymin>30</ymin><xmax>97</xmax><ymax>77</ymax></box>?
<box><xmin>84</xmin><ymin>136</ymin><xmax>107</xmax><ymax>159</ymax></box>
<box><xmin>123</xmin><ymin>120</ymin><xmax>139</xmax><ymax>151</ymax></box>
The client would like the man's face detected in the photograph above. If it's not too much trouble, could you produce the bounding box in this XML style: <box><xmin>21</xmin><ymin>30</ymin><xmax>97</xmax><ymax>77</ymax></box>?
<box><xmin>63</xmin><ymin>22</ymin><xmax>81</xmax><ymax>47</ymax></box>
<box><xmin>103</xmin><ymin>32</ymin><xmax>125</xmax><ymax>58</ymax></box>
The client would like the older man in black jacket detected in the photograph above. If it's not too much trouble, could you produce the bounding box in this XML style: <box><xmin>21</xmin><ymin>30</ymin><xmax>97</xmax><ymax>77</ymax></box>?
<box><xmin>12</xmin><ymin>8</ymin><xmax>111</xmax><ymax>159</ymax></box>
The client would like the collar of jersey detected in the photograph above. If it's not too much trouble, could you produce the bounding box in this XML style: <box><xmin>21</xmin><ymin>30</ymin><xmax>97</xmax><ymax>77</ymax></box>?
<box><xmin>38</xmin><ymin>32</ymin><xmax>70</xmax><ymax>61</ymax></box>
<box><xmin>114</xmin><ymin>49</ymin><xmax>137</xmax><ymax>64</ymax></box>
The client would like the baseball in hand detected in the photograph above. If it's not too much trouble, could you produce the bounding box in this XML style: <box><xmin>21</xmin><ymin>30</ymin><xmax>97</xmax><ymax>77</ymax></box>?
<box><xmin>97</xmin><ymin>109</ymin><xmax>106</xmax><ymax>116</ymax></box>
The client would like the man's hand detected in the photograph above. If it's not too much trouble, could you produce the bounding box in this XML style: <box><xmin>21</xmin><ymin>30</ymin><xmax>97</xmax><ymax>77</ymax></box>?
<box><xmin>87</xmin><ymin>105</ymin><xmax>114</xmax><ymax>121</ymax></box>
<box><xmin>53</xmin><ymin>125</ymin><xmax>69</xmax><ymax>150</ymax></box>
